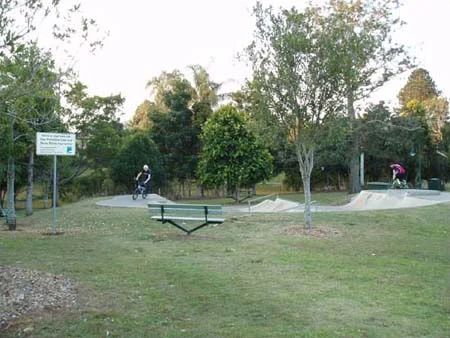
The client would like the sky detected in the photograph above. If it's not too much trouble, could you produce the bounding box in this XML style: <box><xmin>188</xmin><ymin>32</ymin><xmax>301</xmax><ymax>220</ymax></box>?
<box><xmin>55</xmin><ymin>0</ymin><xmax>450</xmax><ymax>122</ymax></box>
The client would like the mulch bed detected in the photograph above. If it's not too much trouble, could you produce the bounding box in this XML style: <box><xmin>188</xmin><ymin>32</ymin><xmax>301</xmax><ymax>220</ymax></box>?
<box><xmin>0</xmin><ymin>266</ymin><xmax>78</xmax><ymax>330</ymax></box>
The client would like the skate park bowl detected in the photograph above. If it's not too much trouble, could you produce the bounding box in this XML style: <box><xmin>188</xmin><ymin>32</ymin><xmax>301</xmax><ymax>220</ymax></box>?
<box><xmin>97</xmin><ymin>189</ymin><xmax>450</xmax><ymax>213</ymax></box>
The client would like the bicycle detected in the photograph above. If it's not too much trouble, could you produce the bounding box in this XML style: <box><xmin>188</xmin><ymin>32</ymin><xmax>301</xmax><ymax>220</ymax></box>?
<box><xmin>132</xmin><ymin>182</ymin><xmax>148</xmax><ymax>200</ymax></box>
<box><xmin>391</xmin><ymin>179</ymin><xmax>409</xmax><ymax>189</ymax></box>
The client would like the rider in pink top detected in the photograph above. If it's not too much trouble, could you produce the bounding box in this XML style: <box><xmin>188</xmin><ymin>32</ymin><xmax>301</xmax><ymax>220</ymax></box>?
<box><xmin>390</xmin><ymin>163</ymin><xmax>406</xmax><ymax>184</ymax></box>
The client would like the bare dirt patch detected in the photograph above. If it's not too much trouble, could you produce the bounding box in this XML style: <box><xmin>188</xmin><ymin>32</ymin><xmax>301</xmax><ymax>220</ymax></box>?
<box><xmin>1</xmin><ymin>223</ymin><xmax>112</xmax><ymax>236</ymax></box>
<box><xmin>0</xmin><ymin>266</ymin><xmax>78</xmax><ymax>330</ymax></box>
<box><xmin>278</xmin><ymin>225</ymin><xmax>342</xmax><ymax>238</ymax></box>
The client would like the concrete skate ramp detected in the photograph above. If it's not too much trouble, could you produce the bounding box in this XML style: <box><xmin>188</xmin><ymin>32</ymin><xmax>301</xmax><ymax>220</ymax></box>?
<box><xmin>96</xmin><ymin>194</ymin><xmax>174</xmax><ymax>208</ymax></box>
<box><xmin>249</xmin><ymin>198</ymin><xmax>301</xmax><ymax>212</ymax></box>
<box><xmin>96</xmin><ymin>189</ymin><xmax>450</xmax><ymax>212</ymax></box>
<box><xmin>346</xmin><ymin>189</ymin><xmax>448</xmax><ymax>211</ymax></box>
<box><xmin>248</xmin><ymin>189</ymin><xmax>450</xmax><ymax>213</ymax></box>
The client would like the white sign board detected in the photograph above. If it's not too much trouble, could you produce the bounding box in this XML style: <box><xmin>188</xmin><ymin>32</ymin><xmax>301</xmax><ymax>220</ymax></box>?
<box><xmin>36</xmin><ymin>132</ymin><xmax>76</xmax><ymax>156</ymax></box>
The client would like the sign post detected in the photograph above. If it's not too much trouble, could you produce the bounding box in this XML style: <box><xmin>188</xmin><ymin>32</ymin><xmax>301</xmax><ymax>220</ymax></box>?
<box><xmin>36</xmin><ymin>132</ymin><xmax>76</xmax><ymax>234</ymax></box>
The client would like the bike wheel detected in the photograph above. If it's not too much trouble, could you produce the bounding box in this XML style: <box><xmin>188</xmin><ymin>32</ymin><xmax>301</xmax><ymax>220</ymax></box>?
<box><xmin>132</xmin><ymin>189</ymin><xmax>139</xmax><ymax>200</ymax></box>
<box><xmin>142</xmin><ymin>191</ymin><xmax>148</xmax><ymax>199</ymax></box>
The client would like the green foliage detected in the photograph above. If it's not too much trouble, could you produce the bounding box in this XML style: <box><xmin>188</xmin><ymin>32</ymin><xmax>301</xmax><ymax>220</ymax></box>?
<box><xmin>0</xmin><ymin>42</ymin><xmax>62</xmax><ymax>217</ymax></box>
<box><xmin>247</xmin><ymin>2</ymin><xmax>350</xmax><ymax>226</ymax></box>
<box><xmin>150</xmin><ymin>78</ymin><xmax>201</xmax><ymax>184</ymax></box>
<box><xmin>396</xmin><ymin>69</ymin><xmax>449</xmax><ymax>179</ymax></box>
<box><xmin>84</xmin><ymin>121</ymin><xmax>123</xmax><ymax>169</ymax></box>
<box><xmin>318</xmin><ymin>0</ymin><xmax>413</xmax><ymax>192</ymax></box>
<box><xmin>358</xmin><ymin>103</ymin><xmax>422</xmax><ymax>181</ymax></box>
<box><xmin>188</xmin><ymin>64</ymin><xmax>221</xmax><ymax>107</ymax></box>
<box><xmin>130</xmin><ymin>99</ymin><xmax>153</xmax><ymax>130</ymax></box>
<box><xmin>399</xmin><ymin>74</ymin><xmax>445</xmax><ymax>146</ymax></box>
<box><xmin>64</xmin><ymin>82</ymin><xmax>125</xmax><ymax>137</ymax></box>
<box><xmin>282</xmin><ymin>151</ymin><xmax>303</xmax><ymax>191</ymax></box>
<box><xmin>61</xmin><ymin>81</ymin><xmax>125</xmax><ymax>189</ymax></box>
<box><xmin>422</xmin><ymin>96</ymin><xmax>449</xmax><ymax>144</ymax></box>
<box><xmin>111</xmin><ymin>133</ymin><xmax>163</xmax><ymax>192</ymax></box>
<box><xmin>398</xmin><ymin>68</ymin><xmax>439</xmax><ymax>109</ymax></box>
<box><xmin>440</xmin><ymin>123</ymin><xmax>450</xmax><ymax>180</ymax></box>
<box><xmin>322</xmin><ymin>0</ymin><xmax>413</xmax><ymax>101</ymax></box>
<box><xmin>248</xmin><ymin>3</ymin><xmax>343</xmax><ymax>130</ymax></box>
<box><xmin>191</xmin><ymin>100</ymin><xmax>213</xmax><ymax>129</ymax></box>
<box><xmin>232</xmin><ymin>80</ymin><xmax>289</xmax><ymax>176</ymax></box>
<box><xmin>0</xmin><ymin>1</ymin><xmax>103</xmax><ymax>57</ymax></box>
<box><xmin>145</xmin><ymin>70</ymin><xmax>188</xmax><ymax>112</ymax></box>
<box><xmin>131</xmin><ymin>67</ymin><xmax>221</xmax><ymax>191</ymax></box>
<box><xmin>315</xmin><ymin>116</ymin><xmax>352</xmax><ymax>168</ymax></box>
<box><xmin>71</xmin><ymin>169</ymin><xmax>116</xmax><ymax>198</ymax></box>
<box><xmin>198</xmin><ymin>105</ymin><xmax>273</xmax><ymax>192</ymax></box>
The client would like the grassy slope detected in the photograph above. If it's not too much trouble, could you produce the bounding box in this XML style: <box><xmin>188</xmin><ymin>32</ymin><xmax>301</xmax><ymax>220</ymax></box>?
<box><xmin>1</xmin><ymin>197</ymin><xmax>449</xmax><ymax>337</ymax></box>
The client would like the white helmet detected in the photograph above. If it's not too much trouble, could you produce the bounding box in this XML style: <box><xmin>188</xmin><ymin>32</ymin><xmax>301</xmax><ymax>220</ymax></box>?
<box><xmin>143</xmin><ymin>164</ymin><xmax>149</xmax><ymax>170</ymax></box>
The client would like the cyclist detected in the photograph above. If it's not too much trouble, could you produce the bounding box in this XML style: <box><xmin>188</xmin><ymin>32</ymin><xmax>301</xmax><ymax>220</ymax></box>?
<box><xmin>390</xmin><ymin>163</ymin><xmax>407</xmax><ymax>186</ymax></box>
<box><xmin>136</xmin><ymin>164</ymin><xmax>152</xmax><ymax>193</ymax></box>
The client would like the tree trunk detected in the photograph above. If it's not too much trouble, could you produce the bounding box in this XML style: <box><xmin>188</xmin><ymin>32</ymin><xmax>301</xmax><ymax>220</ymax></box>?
<box><xmin>26</xmin><ymin>145</ymin><xmax>34</xmax><ymax>216</ymax></box>
<box><xmin>6</xmin><ymin>156</ymin><xmax>16</xmax><ymax>230</ymax></box>
<box><xmin>347</xmin><ymin>89</ymin><xmax>361</xmax><ymax>193</ymax></box>
<box><xmin>200</xmin><ymin>184</ymin><xmax>205</xmax><ymax>198</ymax></box>
<box><xmin>349</xmin><ymin>151</ymin><xmax>361</xmax><ymax>193</ymax></box>
<box><xmin>296</xmin><ymin>142</ymin><xmax>314</xmax><ymax>231</ymax></box>
<box><xmin>0</xmin><ymin>189</ymin><xmax>4</xmax><ymax>211</ymax></box>
<box><xmin>235</xmin><ymin>185</ymin><xmax>240</xmax><ymax>203</ymax></box>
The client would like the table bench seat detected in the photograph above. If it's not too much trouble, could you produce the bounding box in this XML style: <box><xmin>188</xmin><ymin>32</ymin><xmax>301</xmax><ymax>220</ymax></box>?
<box><xmin>148</xmin><ymin>203</ymin><xmax>225</xmax><ymax>235</ymax></box>
<box><xmin>151</xmin><ymin>215</ymin><xmax>225</xmax><ymax>223</ymax></box>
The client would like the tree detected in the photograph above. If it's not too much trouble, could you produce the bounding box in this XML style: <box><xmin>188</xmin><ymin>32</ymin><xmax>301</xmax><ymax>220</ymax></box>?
<box><xmin>231</xmin><ymin>80</ymin><xmax>289</xmax><ymax>176</ymax></box>
<box><xmin>63</xmin><ymin>82</ymin><xmax>124</xmax><ymax>172</ymax></box>
<box><xmin>133</xmin><ymin>67</ymin><xmax>221</xmax><ymax>131</ymax></box>
<box><xmin>396</xmin><ymin>68</ymin><xmax>449</xmax><ymax>183</ymax></box>
<box><xmin>130</xmin><ymin>100</ymin><xmax>153</xmax><ymax>130</ymax></box>
<box><xmin>136</xmin><ymin>68</ymin><xmax>224</xmax><ymax>196</ymax></box>
<box><xmin>145</xmin><ymin>70</ymin><xmax>188</xmax><ymax>112</ymax></box>
<box><xmin>422</xmin><ymin>97</ymin><xmax>449</xmax><ymax>144</ymax></box>
<box><xmin>150</xmin><ymin>78</ymin><xmax>201</xmax><ymax>194</ymax></box>
<box><xmin>356</xmin><ymin>102</ymin><xmax>426</xmax><ymax>183</ymax></box>
<box><xmin>398</xmin><ymin>68</ymin><xmax>439</xmax><ymax>110</ymax></box>
<box><xmin>0</xmin><ymin>42</ymin><xmax>63</xmax><ymax>226</ymax></box>
<box><xmin>111</xmin><ymin>133</ymin><xmax>163</xmax><ymax>193</ymax></box>
<box><xmin>441</xmin><ymin>123</ymin><xmax>450</xmax><ymax>181</ymax></box>
<box><xmin>197</xmin><ymin>105</ymin><xmax>273</xmax><ymax>201</ymax></box>
<box><xmin>0</xmin><ymin>1</ymin><xmax>104</xmax><ymax>229</ymax></box>
<box><xmin>246</xmin><ymin>2</ymin><xmax>343</xmax><ymax>229</ymax></box>
<box><xmin>323</xmin><ymin>0</ymin><xmax>413</xmax><ymax>193</ymax></box>
<box><xmin>0</xmin><ymin>1</ymin><xmax>103</xmax><ymax>57</ymax></box>
<box><xmin>398</xmin><ymin>68</ymin><xmax>449</xmax><ymax>145</ymax></box>
<box><xmin>12</xmin><ymin>44</ymin><xmax>61</xmax><ymax>216</ymax></box>
<box><xmin>84</xmin><ymin>120</ymin><xmax>124</xmax><ymax>170</ymax></box>
<box><xmin>314</xmin><ymin>116</ymin><xmax>351</xmax><ymax>190</ymax></box>
<box><xmin>188</xmin><ymin>64</ymin><xmax>221</xmax><ymax>107</ymax></box>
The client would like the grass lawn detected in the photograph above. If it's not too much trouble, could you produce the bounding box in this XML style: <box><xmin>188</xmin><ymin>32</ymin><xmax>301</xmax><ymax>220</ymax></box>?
<box><xmin>1</xmin><ymin>196</ymin><xmax>449</xmax><ymax>337</ymax></box>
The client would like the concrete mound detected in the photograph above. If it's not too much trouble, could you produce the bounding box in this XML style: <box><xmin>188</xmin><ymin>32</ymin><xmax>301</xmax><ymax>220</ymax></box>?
<box><xmin>96</xmin><ymin>193</ymin><xmax>174</xmax><ymax>208</ymax></box>
<box><xmin>250</xmin><ymin>198</ymin><xmax>301</xmax><ymax>212</ymax></box>
<box><xmin>347</xmin><ymin>189</ymin><xmax>446</xmax><ymax>210</ymax></box>
<box><xmin>97</xmin><ymin>189</ymin><xmax>450</xmax><ymax>212</ymax></box>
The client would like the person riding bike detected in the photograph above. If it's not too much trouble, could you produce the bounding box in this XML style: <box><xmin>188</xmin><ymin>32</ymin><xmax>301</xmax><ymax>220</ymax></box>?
<box><xmin>136</xmin><ymin>164</ymin><xmax>152</xmax><ymax>194</ymax></box>
<box><xmin>390</xmin><ymin>163</ymin><xmax>407</xmax><ymax>186</ymax></box>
